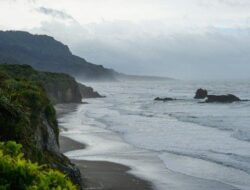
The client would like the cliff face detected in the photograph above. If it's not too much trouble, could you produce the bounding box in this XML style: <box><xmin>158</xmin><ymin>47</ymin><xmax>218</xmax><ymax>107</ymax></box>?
<box><xmin>37</xmin><ymin>72</ymin><xmax>82</xmax><ymax>104</ymax></box>
<box><xmin>0</xmin><ymin>31</ymin><xmax>117</xmax><ymax>81</ymax></box>
<box><xmin>0</xmin><ymin>68</ymin><xmax>82</xmax><ymax>188</ymax></box>
<box><xmin>0</xmin><ymin>64</ymin><xmax>82</xmax><ymax>104</ymax></box>
<box><xmin>78</xmin><ymin>83</ymin><xmax>104</xmax><ymax>98</ymax></box>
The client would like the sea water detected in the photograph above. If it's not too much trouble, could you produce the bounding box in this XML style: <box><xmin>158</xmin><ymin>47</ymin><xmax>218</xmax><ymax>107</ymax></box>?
<box><xmin>59</xmin><ymin>79</ymin><xmax>250</xmax><ymax>190</ymax></box>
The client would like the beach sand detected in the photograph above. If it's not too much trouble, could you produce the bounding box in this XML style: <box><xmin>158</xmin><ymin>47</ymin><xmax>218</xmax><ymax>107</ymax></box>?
<box><xmin>57</xmin><ymin>104</ymin><xmax>154</xmax><ymax>190</ymax></box>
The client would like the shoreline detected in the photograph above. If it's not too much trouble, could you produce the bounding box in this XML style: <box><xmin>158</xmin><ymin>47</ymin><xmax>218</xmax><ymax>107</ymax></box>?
<box><xmin>59</xmin><ymin>135</ymin><xmax>153</xmax><ymax>190</ymax></box>
<box><xmin>57</xmin><ymin>104</ymin><xmax>154</xmax><ymax>190</ymax></box>
<box><xmin>56</xmin><ymin>101</ymin><xmax>242</xmax><ymax>190</ymax></box>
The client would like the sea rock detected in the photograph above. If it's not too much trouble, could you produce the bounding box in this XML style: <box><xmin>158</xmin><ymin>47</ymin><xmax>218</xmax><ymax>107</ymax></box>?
<box><xmin>194</xmin><ymin>88</ymin><xmax>208</xmax><ymax>99</ymax></box>
<box><xmin>154</xmin><ymin>97</ymin><xmax>176</xmax><ymax>101</ymax></box>
<box><xmin>205</xmin><ymin>94</ymin><xmax>241</xmax><ymax>103</ymax></box>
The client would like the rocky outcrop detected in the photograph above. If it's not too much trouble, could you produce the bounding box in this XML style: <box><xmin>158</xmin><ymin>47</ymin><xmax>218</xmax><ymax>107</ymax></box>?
<box><xmin>78</xmin><ymin>83</ymin><xmax>104</xmax><ymax>98</ymax></box>
<box><xmin>41</xmin><ymin>73</ymin><xmax>83</xmax><ymax>104</ymax></box>
<box><xmin>194</xmin><ymin>88</ymin><xmax>208</xmax><ymax>99</ymax></box>
<box><xmin>0</xmin><ymin>64</ymin><xmax>104</xmax><ymax>104</ymax></box>
<box><xmin>35</xmin><ymin>112</ymin><xmax>83</xmax><ymax>188</ymax></box>
<box><xmin>0</xmin><ymin>64</ymin><xmax>83</xmax><ymax>104</ymax></box>
<box><xmin>194</xmin><ymin>88</ymin><xmax>244</xmax><ymax>103</ymax></box>
<box><xmin>154</xmin><ymin>97</ymin><xmax>176</xmax><ymax>101</ymax></box>
<box><xmin>205</xmin><ymin>94</ymin><xmax>241</xmax><ymax>103</ymax></box>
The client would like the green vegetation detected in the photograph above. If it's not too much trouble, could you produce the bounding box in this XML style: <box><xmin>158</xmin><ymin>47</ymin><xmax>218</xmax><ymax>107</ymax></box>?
<box><xmin>0</xmin><ymin>64</ymin><xmax>82</xmax><ymax>104</ymax></box>
<box><xmin>0</xmin><ymin>69</ymin><xmax>58</xmax><ymax>157</ymax></box>
<box><xmin>0</xmin><ymin>64</ymin><xmax>82</xmax><ymax>188</ymax></box>
<box><xmin>0</xmin><ymin>141</ymin><xmax>77</xmax><ymax>190</ymax></box>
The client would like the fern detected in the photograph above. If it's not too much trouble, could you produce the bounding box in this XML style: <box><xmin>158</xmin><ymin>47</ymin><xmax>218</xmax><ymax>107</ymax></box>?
<box><xmin>0</xmin><ymin>141</ymin><xmax>77</xmax><ymax>190</ymax></box>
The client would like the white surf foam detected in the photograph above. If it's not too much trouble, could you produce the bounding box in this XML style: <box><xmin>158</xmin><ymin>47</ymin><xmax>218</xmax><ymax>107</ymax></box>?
<box><xmin>59</xmin><ymin>80</ymin><xmax>250</xmax><ymax>190</ymax></box>
<box><xmin>59</xmin><ymin>103</ymin><xmax>243</xmax><ymax>190</ymax></box>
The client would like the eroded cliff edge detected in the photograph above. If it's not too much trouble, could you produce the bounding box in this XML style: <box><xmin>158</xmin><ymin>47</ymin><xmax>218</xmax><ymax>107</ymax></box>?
<box><xmin>0</xmin><ymin>64</ymin><xmax>104</xmax><ymax>104</ymax></box>
<box><xmin>0</xmin><ymin>64</ymin><xmax>89</xmax><ymax>188</ymax></box>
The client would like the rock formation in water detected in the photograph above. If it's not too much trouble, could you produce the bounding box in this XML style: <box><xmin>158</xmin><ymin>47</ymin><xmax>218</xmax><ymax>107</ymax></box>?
<box><xmin>205</xmin><ymin>94</ymin><xmax>241</xmax><ymax>103</ymax></box>
<box><xmin>194</xmin><ymin>88</ymin><xmax>208</xmax><ymax>99</ymax></box>
<box><xmin>194</xmin><ymin>88</ymin><xmax>244</xmax><ymax>103</ymax></box>
<box><xmin>154</xmin><ymin>97</ymin><xmax>176</xmax><ymax>101</ymax></box>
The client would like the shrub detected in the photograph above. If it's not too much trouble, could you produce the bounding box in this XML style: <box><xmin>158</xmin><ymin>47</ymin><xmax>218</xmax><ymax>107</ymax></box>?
<box><xmin>0</xmin><ymin>65</ymin><xmax>81</xmax><ymax>187</ymax></box>
<box><xmin>0</xmin><ymin>141</ymin><xmax>77</xmax><ymax>190</ymax></box>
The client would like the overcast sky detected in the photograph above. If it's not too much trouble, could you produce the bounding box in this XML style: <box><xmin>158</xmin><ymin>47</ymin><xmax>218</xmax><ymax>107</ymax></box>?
<box><xmin>0</xmin><ymin>0</ymin><xmax>250</xmax><ymax>80</ymax></box>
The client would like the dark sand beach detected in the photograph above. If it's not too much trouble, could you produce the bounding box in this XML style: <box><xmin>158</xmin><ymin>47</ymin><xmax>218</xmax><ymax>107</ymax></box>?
<box><xmin>57</xmin><ymin>105</ymin><xmax>154</xmax><ymax>190</ymax></box>
<box><xmin>59</xmin><ymin>136</ymin><xmax>153</xmax><ymax>190</ymax></box>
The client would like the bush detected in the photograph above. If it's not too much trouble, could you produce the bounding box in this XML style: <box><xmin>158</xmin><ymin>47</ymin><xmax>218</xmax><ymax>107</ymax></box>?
<box><xmin>0</xmin><ymin>65</ymin><xmax>81</xmax><ymax>188</ymax></box>
<box><xmin>0</xmin><ymin>141</ymin><xmax>77</xmax><ymax>190</ymax></box>
<box><xmin>0</xmin><ymin>76</ymin><xmax>58</xmax><ymax>161</ymax></box>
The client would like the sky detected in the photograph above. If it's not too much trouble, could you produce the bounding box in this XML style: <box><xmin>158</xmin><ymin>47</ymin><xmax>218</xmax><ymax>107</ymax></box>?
<box><xmin>0</xmin><ymin>0</ymin><xmax>250</xmax><ymax>80</ymax></box>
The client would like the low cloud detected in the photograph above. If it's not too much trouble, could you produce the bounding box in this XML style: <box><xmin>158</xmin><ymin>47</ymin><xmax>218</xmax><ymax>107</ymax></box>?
<box><xmin>218</xmin><ymin>0</ymin><xmax>250</xmax><ymax>6</ymax></box>
<box><xmin>32</xmin><ymin>20</ymin><xmax>250</xmax><ymax>80</ymax></box>
<box><xmin>36</xmin><ymin>7</ymin><xmax>74</xmax><ymax>20</ymax></box>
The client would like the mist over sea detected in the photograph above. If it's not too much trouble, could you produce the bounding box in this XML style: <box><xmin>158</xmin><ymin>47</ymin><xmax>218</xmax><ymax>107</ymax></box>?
<box><xmin>60</xmin><ymin>79</ymin><xmax>250</xmax><ymax>190</ymax></box>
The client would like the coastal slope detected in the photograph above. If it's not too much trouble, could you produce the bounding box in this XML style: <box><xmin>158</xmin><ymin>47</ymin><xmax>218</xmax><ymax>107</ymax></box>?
<box><xmin>0</xmin><ymin>64</ymin><xmax>103</xmax><ymax>104</ymax></box>
<box><xmin>0</xmin><ymin>65</ymin><xmax>83</xmax><ymax>188</ymax></box>
<box><xmin>0</xmin><ymin>31</ymin><xmax>117</xmax><ymax>81</ymax></box>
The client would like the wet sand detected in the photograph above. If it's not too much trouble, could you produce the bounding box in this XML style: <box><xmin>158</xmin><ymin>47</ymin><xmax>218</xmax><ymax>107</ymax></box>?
<box><xmin>57</xmin><ymin>105</ymin><xmax>154</xmax><ymax>190</ymax></box>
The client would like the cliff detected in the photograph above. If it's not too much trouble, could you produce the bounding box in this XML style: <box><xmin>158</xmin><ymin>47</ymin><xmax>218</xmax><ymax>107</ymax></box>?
<box><xmin>0</xmin><ymin>64</ymin><xmax>83</xmax><ymax>104</ymax></box>
<box><xmin>0</xmin><ymin>67</ymin><xmax>82</xmax><ymax>188</ymax></box>
<box><xmin>36</xmin><ymin>72</ymin><xmax>83</xmax><ymax>104</ymax></box>
<box><xmin>78</xmin><ymin>83</ymin><xmax>104</xmax><ymax>98</ymax></box>
<box><xmin>0</xmin><ymin>31</ymin><xmax>117</xmax><ymax>81</ymax></box>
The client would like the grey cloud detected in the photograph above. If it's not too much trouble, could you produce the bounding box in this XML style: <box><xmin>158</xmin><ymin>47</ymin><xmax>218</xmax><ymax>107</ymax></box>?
<box><xmin>32</xmin><ymin>20</ymin><xmax>250</xmax><ymax>80</ymax></box>
<box><xmin>198</xmin><ymin>0</ymin><xmax>250</xmax><ymax>7</ymax></box>
<box><xmin>28</xmin><ymin>0</ymin><xmax>37</xmax><ymax>3</ymax></box>
<box><xmin>36</xmin><ymin>7</ymin><xmax>74</xmax><ymax>20</ymax></box>
<box><xmin>217</xmin><ymin>0</ymin><xmax>250</xmax><ymax>6</ymax></box>
<box><xmin>6</xmin><ymin>0</ymin><xmax>37</xmax><ymax>3</ymax></box>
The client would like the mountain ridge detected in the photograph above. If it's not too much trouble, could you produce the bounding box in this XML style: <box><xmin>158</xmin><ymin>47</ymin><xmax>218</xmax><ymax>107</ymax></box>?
<box><xmin>0</xmin><ymin>30</ymin><xmax>117</xmax><ymax>81</ymax></box>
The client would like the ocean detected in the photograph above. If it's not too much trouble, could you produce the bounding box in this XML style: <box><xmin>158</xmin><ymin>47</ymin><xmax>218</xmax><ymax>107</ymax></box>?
<box><xmin>59</xmin><ymin>79</ymin><xmax>250</xmax><ymax>190</ymax></box>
